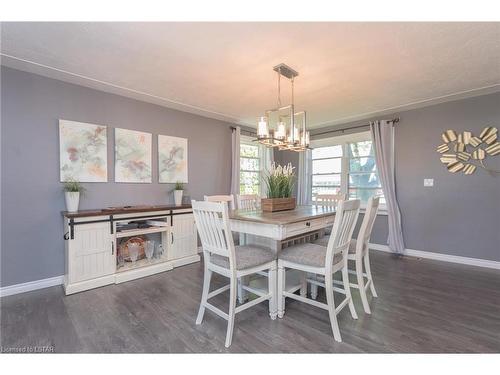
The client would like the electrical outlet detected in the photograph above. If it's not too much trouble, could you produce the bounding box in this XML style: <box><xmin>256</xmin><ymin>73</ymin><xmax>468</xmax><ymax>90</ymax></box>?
<box><xmin>424</xmin><ymin>178</ymin><xmax>434</xmax><ymax>187</ymax></box>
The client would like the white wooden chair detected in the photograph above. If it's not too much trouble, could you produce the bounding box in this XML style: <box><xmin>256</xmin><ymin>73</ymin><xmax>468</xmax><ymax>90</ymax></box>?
<box><xmin>204</xmin><ymin>194</ymin><xmax>235</xmax><ymax>210</ymax></box>
<box><xmin>205</xmin><ymin>194</ymin><xmax>249</xmax><ymax>303</ymax></box>
<box><xmin>277</xmin><ymin>199</ymin><xmax>361</xmax><ymax>342</ymax></box>
<box><xmin>237</xmin><ymin>194</ymin><xmax>261</xmax><ymax>210</ymax></box>
<box><xmin>313</xmin><ymin>196</ymin><xmax>380</xmax><ymax>314</ymax></box>
<box><xmin>192</xmin><ymin>200</ymin><xmax>277</xmax><ymax>348</ymax></box>
<box><xmin>314</xmin><ymin>193</ymin><xmax>345</xmax><ymax>235</ymax></box>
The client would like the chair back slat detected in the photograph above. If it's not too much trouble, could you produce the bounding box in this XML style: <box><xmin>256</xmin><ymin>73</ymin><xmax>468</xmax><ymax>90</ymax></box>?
<box><xmin>314</xmin><ymin>193</ymin><xmax>346</xmax><ymax>209</ymax></box>
<box><xmin>325</xmin><ymin>199</ymin><xmax>361</xmax><ymax>269</ymax></box>
<box><xmin>237</xmin><ymin>194</ymin><xmax>260</xmax><ymax>210</ymax></box>
<box><xmin>355</xmin><ymin>196</ymin><xmax>380</xmax><ymax>256</ymax></box>
<box><xmin>192</xmin><ymin>200</ymin><xmax>235</xmax><ymax>261</ymax></box>
<box><xmin>204</xmin><ymin>195</ymin><xmax>235</xmax><ymax>210</ymax></box>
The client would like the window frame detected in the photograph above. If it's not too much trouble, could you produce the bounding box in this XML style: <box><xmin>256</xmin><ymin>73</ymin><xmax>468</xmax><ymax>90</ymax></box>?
<box><xmin>310</xmin><ymin>131</ymin><xmax>387</xmax><ymax>212</ymax></box>
<box><xmin>239</xmin><ymin>136</ymin><xmax>261</xmax><ymax>195</ymax></box>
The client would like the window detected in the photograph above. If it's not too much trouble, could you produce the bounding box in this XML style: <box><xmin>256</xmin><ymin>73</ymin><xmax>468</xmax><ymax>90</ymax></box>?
<box><xmin>311</xmin><ymin>132</ymin><xmax>385</xmax><ymax>207</ymax></box>
<box><xmin>311</xmin><ymin>144</ymin><xmax>343</xmax><ymax>196</ymax></box>
<box><xmin>240</xmin><ymin>141</ymin><xmax>260</xmax><ymax>195</ymax></box>
<box><xmin>347</xmin><ymin>140</ymin><xmax>384</xmax><ymax>204</ymax></box>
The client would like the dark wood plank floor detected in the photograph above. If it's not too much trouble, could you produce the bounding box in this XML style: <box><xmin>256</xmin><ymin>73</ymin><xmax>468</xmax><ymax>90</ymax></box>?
<box><xmin>1</xmin><ymin>251</ymin><xmax>500</xmax><ymax>353</ymax></box>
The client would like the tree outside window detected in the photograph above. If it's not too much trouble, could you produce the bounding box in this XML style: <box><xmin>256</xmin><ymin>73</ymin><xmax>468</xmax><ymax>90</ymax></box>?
<box><xmin>311</xmin><ymin>135</ymin><xmax>385</xmax><ymax>206</ymax></box>
<box><xmin>240</xmin><ymin>143</ymin><xmax>260</xmax><ymax>195</ymax></box>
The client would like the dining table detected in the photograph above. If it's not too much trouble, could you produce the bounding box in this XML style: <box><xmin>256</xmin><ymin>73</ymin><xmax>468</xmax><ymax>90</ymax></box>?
<box><xmin>229</xmin><ymin>205</ymin><xmax>336</xmax><ymax>302</ymax></box>
<box><xmin>229</xmin><ymin>204</ymin><xmax>336</xmax><ymax>250</ymax></box>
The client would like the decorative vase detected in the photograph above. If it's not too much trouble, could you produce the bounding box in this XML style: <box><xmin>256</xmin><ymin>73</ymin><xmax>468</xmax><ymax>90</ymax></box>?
<box><xmin>64</xmin><ymin>191</ymin><xmax>80</xmax><ymax>212</ymax></box>
<box><xmin>174</xmin><ymin>190</ymin><xmax>183</xmax><ymax>206</ymax></box>
<box><xmin>261</xmin><ymin>197</ymin><xmax>296</xmax><ymax>212</ymax></box>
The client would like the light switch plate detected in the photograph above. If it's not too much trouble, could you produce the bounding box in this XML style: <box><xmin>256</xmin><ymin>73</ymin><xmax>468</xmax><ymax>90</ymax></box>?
<box><xmin>424</xmin><ymin>178</ymin><xmax>434</xmax><ymax>187</ymax></box>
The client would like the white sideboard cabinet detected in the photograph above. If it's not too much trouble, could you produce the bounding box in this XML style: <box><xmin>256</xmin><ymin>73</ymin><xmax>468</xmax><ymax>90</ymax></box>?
<box><xmin>62</xmin><ymin>205</ymin><xmax>200</xmax><ymax>295</ymax></box>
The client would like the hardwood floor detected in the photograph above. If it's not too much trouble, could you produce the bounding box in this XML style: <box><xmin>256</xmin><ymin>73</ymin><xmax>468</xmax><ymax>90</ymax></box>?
<box><xmin>1</xmin><ymin>251</ymin><xmax>499</xmax><ymax>353</ymax></box>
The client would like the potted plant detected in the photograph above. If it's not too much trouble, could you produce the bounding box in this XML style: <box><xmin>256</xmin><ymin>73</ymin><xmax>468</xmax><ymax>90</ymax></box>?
<box><xmin>173</xmin><ymin>181</ymin><xmax>184</xmax><ymax>206</ymax></box>
<box><xmin>262</xmin><ymin>162</ymin><xmax>296</xmax><ymax>212</ymax></box>
<box><xmin>63</xmin><ymin>179</ymin><xmax>86</xmax><ymax>212</ymax></box>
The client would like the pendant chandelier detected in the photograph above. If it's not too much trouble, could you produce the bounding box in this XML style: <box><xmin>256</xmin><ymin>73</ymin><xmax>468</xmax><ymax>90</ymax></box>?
<box><xmin>255</xmin><ymin>63</ymin><xmax>310</xmax><ymax>152</ymax></box>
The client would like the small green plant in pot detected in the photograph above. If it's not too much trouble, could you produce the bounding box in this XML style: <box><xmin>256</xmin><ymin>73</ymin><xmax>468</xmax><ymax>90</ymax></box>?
<box><xmin>173</xmin><ymin>181</ymin><xmax>185</xmax><ymax>206</ymax></box>
<box><xmin>63</xmin><ymin>179</ymin><xmax>86</xmax><ymax>212</ymax></box>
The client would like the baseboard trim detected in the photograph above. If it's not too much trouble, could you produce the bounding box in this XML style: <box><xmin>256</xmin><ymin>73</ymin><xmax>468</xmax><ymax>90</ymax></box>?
<box><xmin>369</xmin><ymin>243</ymin><xmax>500</xmax><ymax>270</ymax></box>
<box><xmin>2</xmin><ymin>246</ymin><xmax>498</xmax><ymax>298</ymax></box>
<box><xmin>0</xmin><ymin>275</ymin><xmax>64</xmax><ymax>298</ymax></box>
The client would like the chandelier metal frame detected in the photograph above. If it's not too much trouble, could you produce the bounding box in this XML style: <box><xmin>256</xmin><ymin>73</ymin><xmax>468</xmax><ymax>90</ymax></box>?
<box><xmin>255</xmin><ymin>63</ymin><xmax>310</xmax><ymax>152</ymax></box>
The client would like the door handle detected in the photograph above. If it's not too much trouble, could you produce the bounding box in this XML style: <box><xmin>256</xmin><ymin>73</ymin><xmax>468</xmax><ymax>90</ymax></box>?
<box><xmin>111</xmin><ymin>242</ymin><xmax>114</xmax><ymax>255</ymax></box>
<box><xmin>171</xmin><ymin>232</ymin><xmax>174</xmax><ymax>244</ymax></box>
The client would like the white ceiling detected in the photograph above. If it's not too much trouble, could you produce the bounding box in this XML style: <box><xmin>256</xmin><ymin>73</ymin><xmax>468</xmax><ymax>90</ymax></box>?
<box><xmin>2</xmin><ymin>22</ymin><xmax>499</xmax><ymax>128</ymax></box>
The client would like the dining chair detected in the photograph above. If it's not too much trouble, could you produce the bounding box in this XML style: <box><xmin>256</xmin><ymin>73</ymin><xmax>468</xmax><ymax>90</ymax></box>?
<box><xmin>314</xmin><ymin>193</ymin><xmax>345</xmax><ymax>234</ymax></box>
<box><xmin>192</xmin><ymin>200</ymin><xmax>277</xmax><ymax>348</ymax></box>
<box><xmin>277</xmin><ymin>199</ymin><xmax>361</xmax><ymax>342</ymax></box>
<box><xmin>237</xmin><ymin>194</ymin><xmax>261</xmax><ymax>210</ymax></box>
<box><xmin>313</xmin><ymin>196</ymin><xmax>380</xmax><ymax>314</ymax></box>
<box><xmin>205</xmin><ymin>194</ymin><xmax>247</xmax><ymax>303</ymax></box>
<box><xmin>204</xmin><ymin>194</ymin><xmax>236</xmax><ymax>210</ymax></box>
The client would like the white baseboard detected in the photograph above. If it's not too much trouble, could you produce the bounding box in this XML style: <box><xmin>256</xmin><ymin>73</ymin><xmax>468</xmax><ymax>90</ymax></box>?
<box><xmin>369</xmin><ymin>243</ymin><xmax>500</xmax><ymax>270</ymax></box>
<box><xmin>0</xmin><ymin>275</ymin><xmax>64</xmax><ymax>298</ymax></box>
<box><xmin>3</xmin><ymin>246</ymin><xmax>498</xmax><ymax>298</ymax></box>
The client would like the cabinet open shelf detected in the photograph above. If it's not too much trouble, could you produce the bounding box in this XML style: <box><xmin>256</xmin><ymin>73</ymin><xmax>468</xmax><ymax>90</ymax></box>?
<box><xmin>116</xmin><ymin>256</ymin><xmax>169</xmax><ymax>273</ymax></box>
<box><xmin>115</xmin><ymin>226</ymin><xmax>168</xmax><ymax>238</ymax></box>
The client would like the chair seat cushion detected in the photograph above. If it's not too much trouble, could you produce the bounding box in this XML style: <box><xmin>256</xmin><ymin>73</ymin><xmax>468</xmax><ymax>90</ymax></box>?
<box><xmin>279</xmin><ymin>243</ymin><xmax>343</xmax><ymax>268</ymax></box>
<box><xmin>314</xmin><ymin>237</ymin><xmax>357</xmax><ymax>254</ymax></box>
<box><xmin>211</xmin><ymin>245</ymin><xmax>275</xmax><ymax>270</ymax></box>
<box><xmin>313</xmin><ymin>235</ymin><xmax>328</xmax><ymax>247</ymax></box>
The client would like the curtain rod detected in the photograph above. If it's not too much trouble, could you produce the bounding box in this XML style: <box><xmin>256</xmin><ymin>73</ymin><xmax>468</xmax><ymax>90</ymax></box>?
<box><xmin>231</xmin><ymin>117</ymin><xmax>400</xmax><ymax>138</ymax></box>
<box><xmin>230</xmin><ymin>126</ymin><xmax>256</xmax><ymax>136</ymax></box>
<box><xmin>312</xmin><ymin>117</ymin><xmax>400</xmax><ymax>137</ymax></box>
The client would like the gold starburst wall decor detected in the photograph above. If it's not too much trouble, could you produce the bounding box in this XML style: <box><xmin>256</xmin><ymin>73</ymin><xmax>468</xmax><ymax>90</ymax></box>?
<box><xmin>436</xmin><ymin>126</ymin><xmax>499</xmax><ymax>175</ymax></box>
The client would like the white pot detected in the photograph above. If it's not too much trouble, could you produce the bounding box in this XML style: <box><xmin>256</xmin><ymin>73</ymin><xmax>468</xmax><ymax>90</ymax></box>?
<box><xmin>174</xmin><ymin>190</ymin><xmax>183</xmax><ymax>206</ymax></box>
<box><xmin>65</xmin><ymin>191</ymin><xmax>80</xmax><ymax>212</ymax></box>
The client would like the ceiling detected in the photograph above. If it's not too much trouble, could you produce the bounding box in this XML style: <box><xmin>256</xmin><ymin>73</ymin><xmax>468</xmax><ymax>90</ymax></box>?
<box><xmin>1</xmin><ymin>22</ymin><xmax>499</xmax><ymax>129</ymax></box>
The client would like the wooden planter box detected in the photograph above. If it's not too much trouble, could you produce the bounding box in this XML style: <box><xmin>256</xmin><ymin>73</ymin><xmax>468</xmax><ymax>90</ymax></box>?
<box><xmin>261</xmin><ymin>197</ymin><xmax>296</xmax><ymax>212</ymax></box>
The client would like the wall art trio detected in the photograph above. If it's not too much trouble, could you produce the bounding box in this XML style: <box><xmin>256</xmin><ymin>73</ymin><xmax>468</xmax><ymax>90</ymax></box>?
<box><xmin>59</xmin><ymin>119</ymin><xmax>188</xmax><ymax>183</ymax></box>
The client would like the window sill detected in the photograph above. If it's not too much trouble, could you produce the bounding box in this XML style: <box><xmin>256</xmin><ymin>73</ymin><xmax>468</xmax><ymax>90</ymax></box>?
<box><xmin>360</xmin><ymin>207</ymin><xmax>388</xmax><ymax>216</ymax></box>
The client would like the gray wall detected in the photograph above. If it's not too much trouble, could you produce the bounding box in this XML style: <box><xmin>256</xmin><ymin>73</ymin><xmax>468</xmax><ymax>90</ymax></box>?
<box><xmin>1</xmin><ymin>67</ymin><xmax>235</xmax><ymax>287</ymax></box>
<box><xmin>276</xmin><ymin>92</ymin><xmax>500</xmax><ymax>261</ymax></box>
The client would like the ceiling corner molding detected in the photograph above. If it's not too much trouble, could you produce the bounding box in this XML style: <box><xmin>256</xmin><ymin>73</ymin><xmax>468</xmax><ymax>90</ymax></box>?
<box><xmin>0</xmin><ymin>53</ymin><xmax>245</xmax><ymax>126</ymax></box>
<box><xmin>311</xmin><ymin>83</ymin><xmax>500</xmax><ymax>130</ymax></box>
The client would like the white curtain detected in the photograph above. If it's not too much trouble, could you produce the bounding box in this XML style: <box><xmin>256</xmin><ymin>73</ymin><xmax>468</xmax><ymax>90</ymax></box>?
<box><xmin>259</xmin><ymin>144</ymin><xmax>274</xmax><ymax>198</ymax></box>
<box><xmin>297</xmin><ymin>149</ymin><xmax>312</xmax><ymax>205</ymax></box>
<box><xmin>370</xmin><ymin>120</ymin><xmax>405</xmax><ymax>254</ymax></box>
<box><xmin>230</xmin><ymin>127</ymin><xmax>241</xmax><ymax>196</ymax></box>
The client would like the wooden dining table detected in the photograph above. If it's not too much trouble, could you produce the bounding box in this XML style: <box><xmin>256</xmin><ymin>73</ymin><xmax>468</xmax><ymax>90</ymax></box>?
<box><xmin>229</xmin><ymin>205</ymin><xmax>336</xmax><ymax>303</ymax></box>
<box><xmin>229</xmin><ymin>205</ymin><xmax>336</xmax><ymax>251</ymax></box>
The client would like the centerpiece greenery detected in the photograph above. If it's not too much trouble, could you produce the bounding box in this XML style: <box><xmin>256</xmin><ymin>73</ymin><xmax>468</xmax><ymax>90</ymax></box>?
<box><xmin>264</xmin><ymin>162</ymin><xmax>296</xmax><ymax>198</ymax></box>
<box><xmin>262</xmin><ymin>163</ymin><xmax>296</xmax><ymax>212</ymax></box>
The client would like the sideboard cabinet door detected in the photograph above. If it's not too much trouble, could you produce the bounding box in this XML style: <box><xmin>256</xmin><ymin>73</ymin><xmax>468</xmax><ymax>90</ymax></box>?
<box><xmin>168</xmin><ymin>214</ymin><xmax>197</xmax><ymax>260</ymax></box>
<box><xmin>67</xmin><ymin>222</ymin><xmax>115</xmax><ymax>284</ymax></box>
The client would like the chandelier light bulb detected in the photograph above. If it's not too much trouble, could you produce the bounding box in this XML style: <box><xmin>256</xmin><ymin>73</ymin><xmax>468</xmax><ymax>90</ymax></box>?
<box><xmin>257</xmin><ymin>116</ymin><xmax>269</xmax><ymax>139</ymax></box>
<box><xmin>276</xmin><ymin>122</ymin><xmax>286</xmax><ymax>140</ymax></box>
